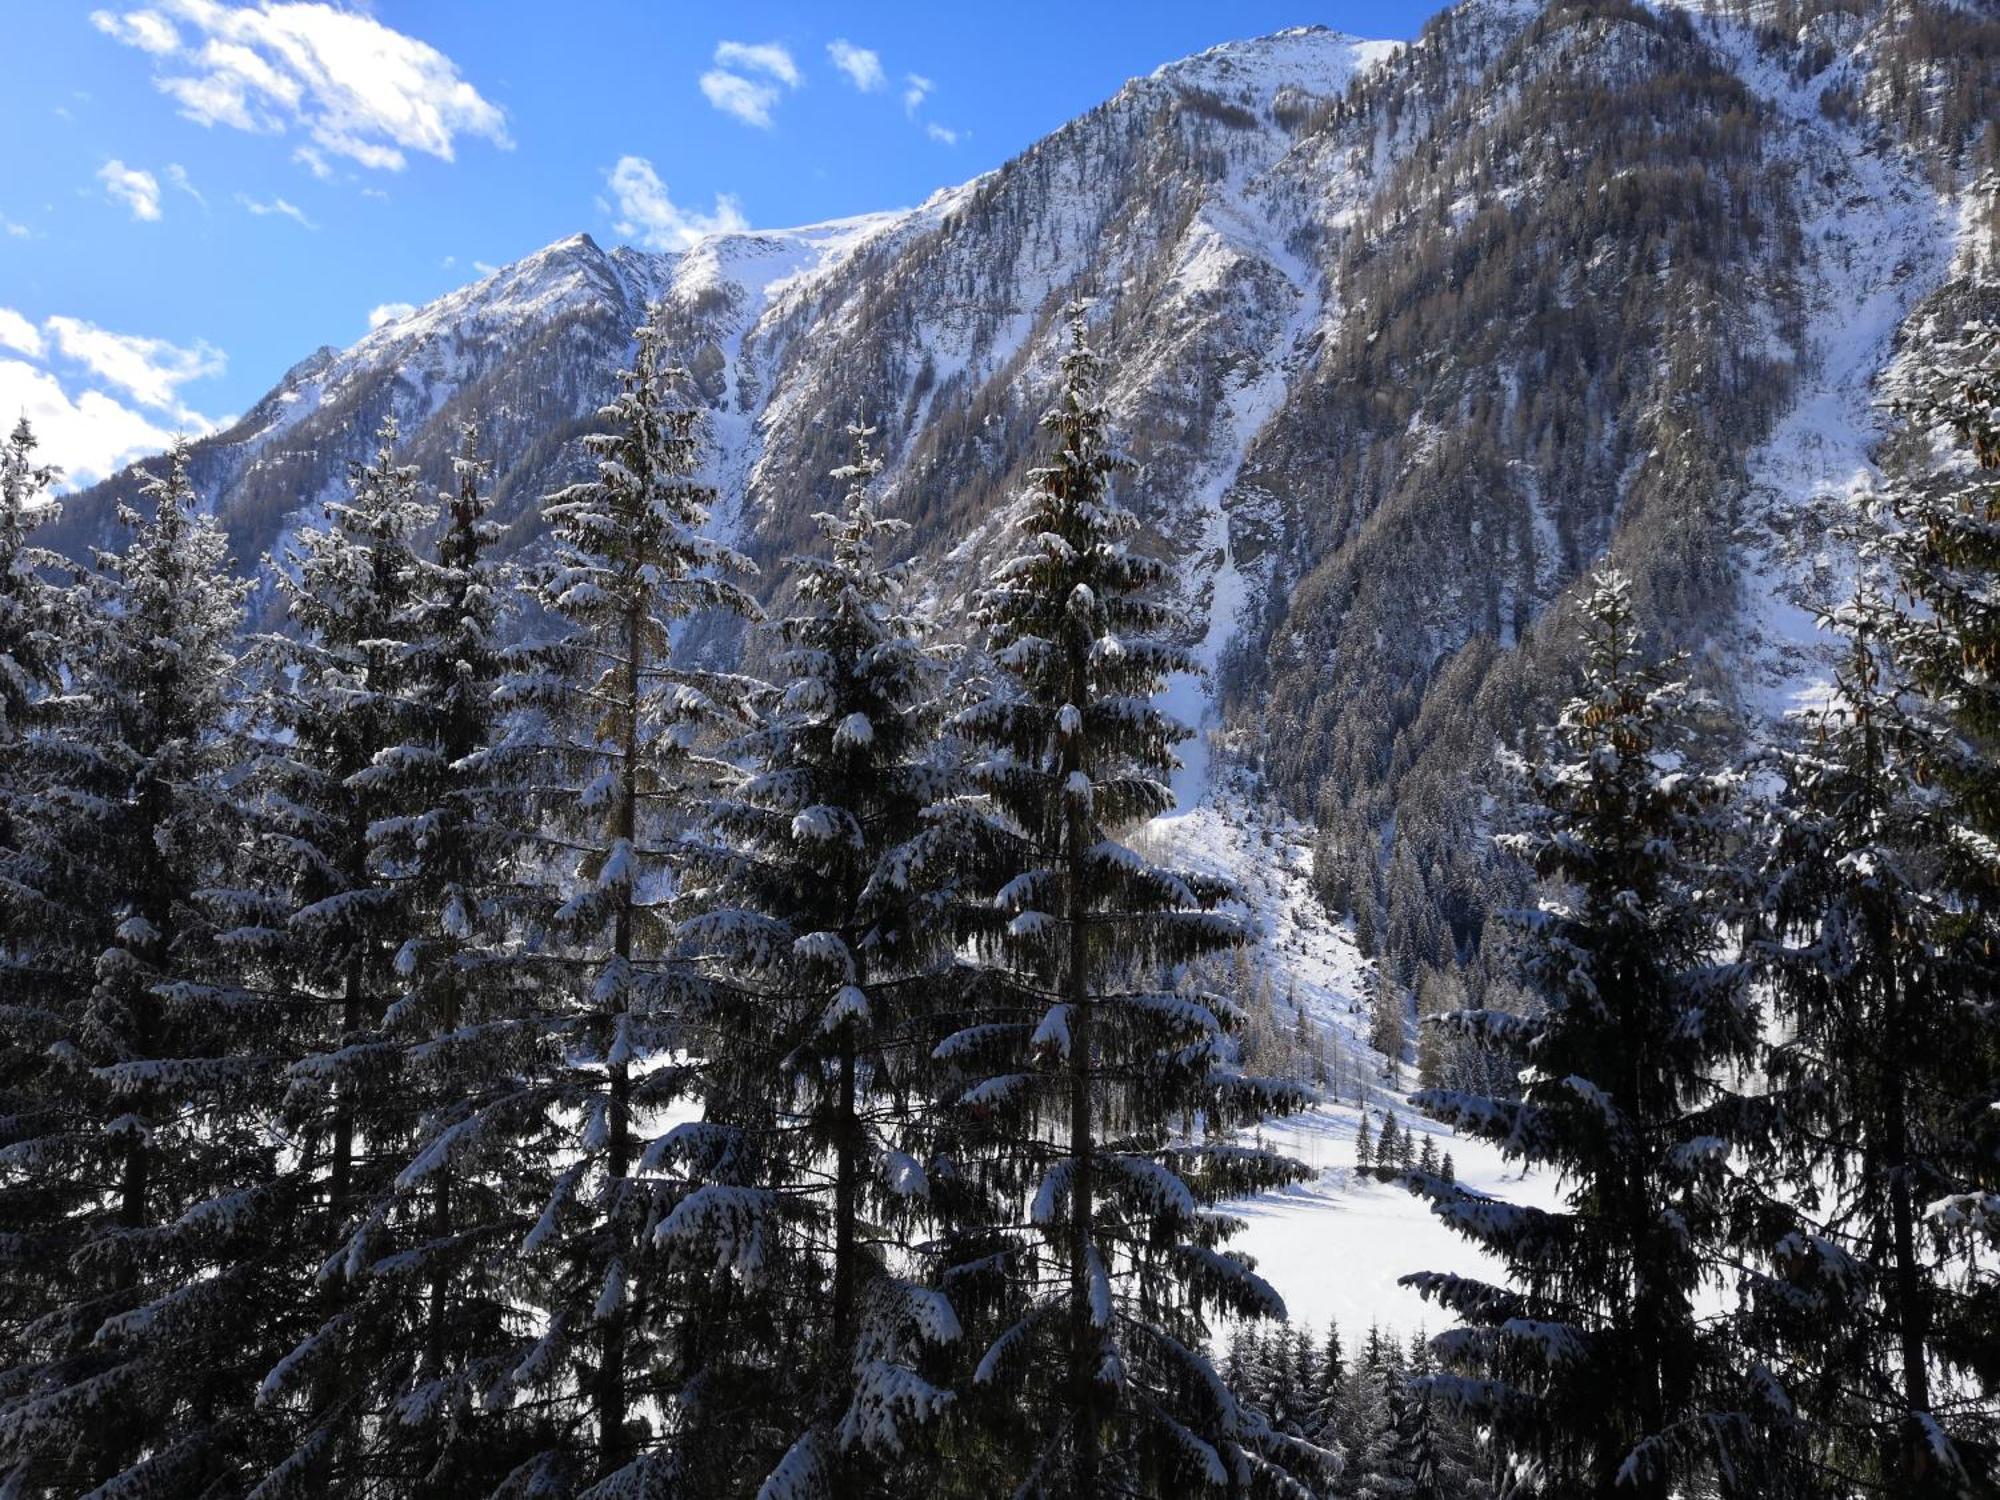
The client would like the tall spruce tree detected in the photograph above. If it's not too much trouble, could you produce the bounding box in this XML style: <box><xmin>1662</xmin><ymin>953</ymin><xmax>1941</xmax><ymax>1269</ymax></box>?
<box><xmin>462</xmin><ymin>307</ymin><xmax>760</xmax><ymax>1492</ymax></box>
<box><xmin>0</xmin><ymin>416</ymin><xmax>66</xmax><ymax>753</ymax></box>
<box><xmin>938</xmin><ymin>306</ymin><xmax>1312</xmax><ymax>1498</ymax></box>
<box><xmin>0</xmin><ymin>443</ymin><xmax>297</xmax><ymax>1495</ymax></box>
<box><xmin>242</xmin><ymin>419</ymin><xmax>436</xmax><ymax>1489</ymax></box>
<box><xmin>0</xmin><ymin>416</ymin><xmax>81</xmax><ymax>1268</ymax></box>
<box><xmin>252</xmin><ymin>422</ymin><xmax>547</xmax><ymax>1493</ymax></box>
<box><xmin>676</xmin><ymin>416</ymin><xmax>962</xmax><ymax>1499</ymax></box>
<box><xmin>1401</xmin><ymin>572</ymin><xmax>1786</xmax><ymax>1498</ymax></box>
<box><xmin>1822</xmin><ymin>318</ymin><xmax>2000</xmax><ymax>1489</ymax></box>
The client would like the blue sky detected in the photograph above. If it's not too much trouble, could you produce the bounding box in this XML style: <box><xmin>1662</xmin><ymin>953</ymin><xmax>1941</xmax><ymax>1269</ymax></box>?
<box><xmin>1</xmin><ymin>1</ymin><xmax>1446</xmax><ymax>488</ymax></box>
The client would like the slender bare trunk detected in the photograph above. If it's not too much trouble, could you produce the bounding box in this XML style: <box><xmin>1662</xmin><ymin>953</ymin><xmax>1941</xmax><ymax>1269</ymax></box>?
<box><xmin>596</xmin><ymin>599</ymin><xmax>643</xmax><ymax>1481</ymax></box>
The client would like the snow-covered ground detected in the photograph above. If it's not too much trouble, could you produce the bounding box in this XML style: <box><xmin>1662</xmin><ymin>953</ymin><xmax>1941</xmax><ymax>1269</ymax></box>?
<box><xmin>1228</xmin><ymin>1104</ymin><xmax>1561</xmax><ymax>1335</ymax></box>
<box><xmin>1693</xmin><ymin>6</ymin><xmax>1962</xmax><ymax>718</ymax></box>
<box><xmin>1145</xmin><ymin>782</ymin><xmax>1562</xmax><ymax>1338</ymax></box>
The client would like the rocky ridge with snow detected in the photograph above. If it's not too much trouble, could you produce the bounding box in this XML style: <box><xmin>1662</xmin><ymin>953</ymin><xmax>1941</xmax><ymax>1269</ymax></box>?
<box><xmin>51</xmin><ymin>0</ymin><xmax>1996</xmax><ymax>1100</ymax></box>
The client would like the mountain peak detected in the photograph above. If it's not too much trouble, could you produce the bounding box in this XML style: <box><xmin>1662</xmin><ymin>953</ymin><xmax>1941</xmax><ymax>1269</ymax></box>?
<box><xmin>1149</xmin><ymin>23</ymin><xmax>1401</xmax><ymax>101</ymax></box>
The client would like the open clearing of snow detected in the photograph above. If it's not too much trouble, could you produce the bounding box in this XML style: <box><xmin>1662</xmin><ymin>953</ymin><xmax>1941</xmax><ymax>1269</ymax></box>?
<box><xmin>1146</xmin><ymin>783</ymin><xmax>1562</xmax><ymax>1337</ymax></box>
<box><xmin>1228</xmin><ymin>1104</ymin><xmax>1561</xmax><ymax>1335</ymax></box>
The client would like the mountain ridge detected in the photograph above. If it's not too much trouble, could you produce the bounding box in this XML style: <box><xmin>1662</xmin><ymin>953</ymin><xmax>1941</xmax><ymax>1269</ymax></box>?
<box><xmin>45</xmin><ymin>0</ymin><xmax>1997</xmax><ymax>982</ymax></box>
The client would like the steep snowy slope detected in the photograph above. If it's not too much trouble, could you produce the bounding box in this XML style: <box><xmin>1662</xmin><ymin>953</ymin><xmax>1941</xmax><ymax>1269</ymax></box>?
<box><xmin>44</xmin><ymin>0</ymin><xmax>1996</xmax><ymax>1336</ymax></box>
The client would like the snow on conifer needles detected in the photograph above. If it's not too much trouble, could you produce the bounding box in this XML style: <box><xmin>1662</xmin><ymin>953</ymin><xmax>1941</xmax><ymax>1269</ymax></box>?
<box><xmin>2</xmin><ymin>279</ymin><xmax>1998</xmax><ymax>1500</ymax></box>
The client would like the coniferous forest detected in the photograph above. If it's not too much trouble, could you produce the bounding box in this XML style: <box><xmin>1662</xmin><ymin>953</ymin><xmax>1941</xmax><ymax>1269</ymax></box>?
<box><xmin>0</xmin><ymin>291</ymin><xmax>1995</xmax><ymax>1499</ymax></box>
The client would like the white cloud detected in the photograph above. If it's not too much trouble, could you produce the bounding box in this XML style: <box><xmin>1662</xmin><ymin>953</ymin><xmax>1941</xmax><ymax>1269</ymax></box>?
<box><xmin>926</xmin><ymin>122</ymin><xmax>959</xmax><ymax>146</ymax></box>
<box><xmin>827</xmin><ymin>39</ymin><xmax>884</xmax><ymax>93</ymax></box>
<box><xmin>166</xmin><ymin>161</ymin><xmax>206</xmax><ymax>207</ymax></box>
<box><xmin>98</xmin><ymin>159</ymin><xmax>162</xmax><ymax>221</ymax></box>
<box><xmin>700</xmin><ymin>70</ymin><xmax>781</xmax><ymax>130</ymax></box>
<box><xmin>0</xmin><ymin>311</ymin><xmax>222</xmax><ymax>486</ymax></box>
<box><xmin>714</xmin><ymin>40</ymin><xmax>800</xmax><ymax>87</ymax></box>
<box><xmin>0</xmin><ymin>308</ymin><xmax>45</xmax><ymax>360</ymax></box>
<box><xmin>236</xmin><ymin>192</ymin><xmax>316</xmax><ymax>229</ymax></box>
<box><xmin>367</xmin><ymin>301</ymin><xmax>415</xmax><ymax>330</ymax></box>
<box><xmin>903</xmin><ymin>73</ymin><xmax>932</xmax><ymax>115</ymax></box>
<box><xmin>0</xmin><ymin>360</ymin><xmax>186</xmax><ymax>489</ymax></box>
<box><xmin>604</xmin><ymin>155</ymin><xmax>747</xmax><ymax>251</ymax></box>
<box><xmin>42</xmin><ymin>315</ymin><xmax>224</xmax><ymax>420</ymax></box>
<box><xmin>292</xmin><ymin>143</ymin><xmax>332</xmax><ymax>179</ymax></box>
<box><xmin>702</xmin><ymin>39</ymin><xmax>801</xmax><ymax>129</ymax></box>
<box><xmin>472</xmin><ymin>259</ymin><xmax>498</xmax><ymax>275</ymax></box>
<box><xmin>89</xmin><ymin>7</ymin><xmax>180</xmax><ymax>54</ymax></box>
<box><xmin>91</xmin><ymin>1</ymin><xmax>509</xmax><ymax>172</ymax></box>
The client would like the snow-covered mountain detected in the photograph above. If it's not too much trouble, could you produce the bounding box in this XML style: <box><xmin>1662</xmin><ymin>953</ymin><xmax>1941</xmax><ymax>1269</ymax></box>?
<box><xmin>40</xmin><ymin>0</ymin><xmax>1998</xmax><ymax>1338</ymax></box>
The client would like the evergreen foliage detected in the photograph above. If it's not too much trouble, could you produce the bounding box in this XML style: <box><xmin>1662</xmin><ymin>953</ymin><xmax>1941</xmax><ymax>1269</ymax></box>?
<box><xmin>1401</xmin><ymin>572</ymin><xmax>1788</xmax><ymax>1499</ymax></box>
<box><xmin>473</xmin><ymin>306</ymin><xmax>760</xmax><ymax>1492</ymax></box>
<box><xmin>0</xmin><ymin>443</ymin><xmax>287</xmax><ymax>1495</ymax></box>
<box><xmin>675</xmin><ymin>415</ymin><xmax>962</xmax><ymax>1499</ymax></box>
<box><xmin>935</xmin><ymin>306</ymin><xmax>1314</xmax><ymax>1498</ymax></box>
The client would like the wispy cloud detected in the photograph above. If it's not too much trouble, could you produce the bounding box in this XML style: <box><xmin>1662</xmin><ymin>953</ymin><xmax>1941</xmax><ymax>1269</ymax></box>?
<box><xmin>714</xmin><ymin>40</ymin><xmax>800</xmax><ymax>87</ymax></box>
<box><xmin>98</xmin><ymin>159</ymin><xmax>162</xmax><ymax>221</ymax></box>
<box><xmin>236</xmin><ymin>192</ymin><xmax>316</xmax><ymax>229</ymax></box>
<box><xmin>926</xmin><ymin>122</ymin><xmax>959</xmax><ymax>146</ymax></box>
<box><xmin>603</xmin><ymin>155</ymin><xmax>747</xmax><ymax>251</ymax></box>
<box><xmin>367</xmin><ymin>301</ymin><xmax>416</xmax><ymax>331</ymax></box>
<box><xmin>90</xmin><ymin>1</ymin><xmax>509</xmax><ymax>171</ymax></box>
<box><xmin>89</xmin><ymin>6</ymin><xmax>179</xmax><ymax>54</ymax></box>
<box><xmin>701</xmin><ymin>39</ymin><xmax>801</xmax><ymax>129</ymax></box>
<box><xmin>42</xmin><ymin>314</ymin><xmax>223</xmax><ymax>421</ymax></box>
<box><xmin>166</xmin><ymin>161</ymin><xmax>206</xmax><ymax>208</ymax></box>
<box><xmin>827</xmin><ymin>39</ymin><xmax>884</xmax><ymax>93</ymax></box>
<box><xmin>0</xmin><ymin>307</ymin><xmax>221</xmax><ymax>485</ymax></box>
<box><xmin>700</xmin><ymin>71</ymin><xmax>781</xmax><ymax>129</ymax></box>
<box><xmin>903</xmin><ymin>73</ymin><xmax>933</xmax><ymax>116</ymax></box>
<box><xmin>0</xmin><ymin>308</ymin><xmax>45</xmax><ymax>360</ymax></box>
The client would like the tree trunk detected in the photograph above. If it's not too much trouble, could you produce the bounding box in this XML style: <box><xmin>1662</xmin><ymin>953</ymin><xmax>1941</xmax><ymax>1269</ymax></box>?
<box><xmin>595</xmin><ymin>599</ymin><xmax>643</xmax><ymax>1482</ymax></box>
<box><xmin>1882</xmin><ymin>997</ymin><xmax>1934</xmax><ymax>1492</ymax></box>
<box><xmin>1065</xmin><ymin>788</ymin><xmax>1099</xmax><ymax>1496</ymax></box>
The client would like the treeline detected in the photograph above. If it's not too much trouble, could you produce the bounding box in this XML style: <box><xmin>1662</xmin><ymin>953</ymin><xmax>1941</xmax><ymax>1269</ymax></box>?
<box><xmin>0</xmin><ymin>302</ymin><xmax>1996</xmax><ymax>1500</ymax></box>
<box><xmin>1224</xmin><ymin>1319</ymin><xmax>1492</xmax><ymax>1500</ymax></box>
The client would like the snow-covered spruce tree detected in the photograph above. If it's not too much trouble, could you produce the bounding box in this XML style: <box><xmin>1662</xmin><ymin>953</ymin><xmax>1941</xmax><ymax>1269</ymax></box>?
<box><xmin>235</xmin><ymin>419</ymin><xmax>439</xmax><ymax>1488</ymax></box>
<box><xmin>1880</xmin><ymin>324</ymin><xmax>2000</xmax><ymax>1233</ymax></box>
<box><xmin>0</xmin><ymin>416</ymin><xmax>68</xmax><ymax>755</ymax></box>
<box><xmin>252</xmin><ymin>423</ymin><xmax>551</xmax><ymax>1493</ymax></box>
<box><xmin>672</xmin><ymin>415</ymin><xmax>962</xmax><ymax>1499</ymax></box>
<box><xmin>457</xmin><ymin>309</ymin><xmax>760</xmax><ymax>1492</ymax></box>
<box><xmin>1400</xmin><ymin>571</ymin><xmax>1787</xmax><ymax>1499</ymax></box>
<box><xmin>0</xmin><ymin>416</ymin><xmax>83</xmax><ymax>1239</ymax></box>
<box><xmin>0</xmin><ymin>443</ymin><xmax>304</xmax><ymax>1495</ymax></box>
<box><xmin>1753</xmin><ymin>600</ymin><xmax>1978</xmax><ymax>1497</ymax></box>
<box><xmin>1832</xmin><ymin>318</ymin><xmax>2000</xmax><ymax>1489</ymax></box>
<box><xmin>938</xmin><ymin>307</ymin><xmax>1312</xmax><ymax>1498</ymax></box>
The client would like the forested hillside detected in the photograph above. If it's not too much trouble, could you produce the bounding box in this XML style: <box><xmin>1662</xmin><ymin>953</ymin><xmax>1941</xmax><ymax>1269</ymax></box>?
<box><xmin>3</xmin><ymin>0</ymin><xmax>1998</xmax><ymax>1495</ymax></box>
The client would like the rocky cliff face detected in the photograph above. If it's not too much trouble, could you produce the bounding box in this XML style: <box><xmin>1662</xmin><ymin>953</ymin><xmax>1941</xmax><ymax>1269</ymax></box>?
<box><xmin>51</xmin><ymin>0</ymin><xmax>1997</xmax><ymax>964</ymax></box>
